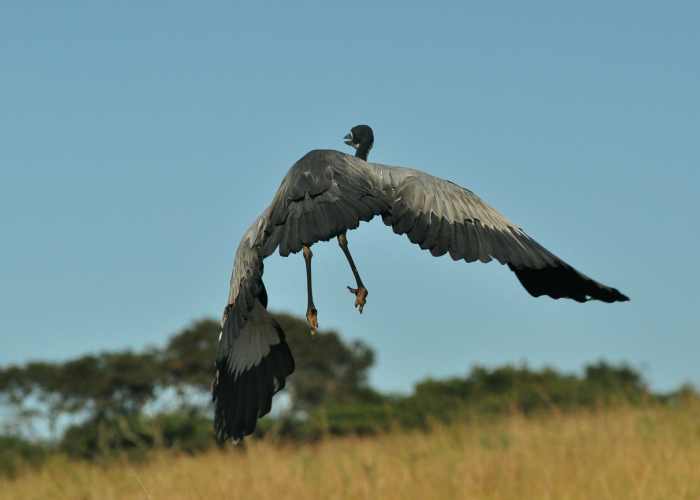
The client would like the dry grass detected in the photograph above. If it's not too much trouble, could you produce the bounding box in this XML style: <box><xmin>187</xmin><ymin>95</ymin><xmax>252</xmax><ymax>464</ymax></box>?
<box><xmin>2</xmin><ymin>404</ymin><xmax>700</xmax><ymax>500</ymax></box>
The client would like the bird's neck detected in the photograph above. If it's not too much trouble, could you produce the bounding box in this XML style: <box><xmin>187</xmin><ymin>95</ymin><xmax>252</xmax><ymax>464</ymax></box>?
<box><xmin>355</xmin><ymin>143</ymin><xmax>372</xmax><ymax>161</ymax></box>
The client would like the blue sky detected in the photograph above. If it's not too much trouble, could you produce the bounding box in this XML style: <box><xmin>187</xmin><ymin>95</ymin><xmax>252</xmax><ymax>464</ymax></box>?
<box><xmin>1</xmin><ymin>1</ymin><xmax>698</xmax><ymax>394</ymax></box>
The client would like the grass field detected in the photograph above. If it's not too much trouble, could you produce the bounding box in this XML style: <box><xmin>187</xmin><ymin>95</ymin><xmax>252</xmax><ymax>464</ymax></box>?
<box><xmin>2</xmin><ymin>403</ymin><xmax>699</xmax><ymax>500</ymax></box>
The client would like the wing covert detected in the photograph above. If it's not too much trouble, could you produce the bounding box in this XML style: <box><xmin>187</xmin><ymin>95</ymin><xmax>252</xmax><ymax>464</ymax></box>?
<box><xmin>262</xmin><ymin>150</ymin><xmax>390</xmax><ymax>257</ymax></box>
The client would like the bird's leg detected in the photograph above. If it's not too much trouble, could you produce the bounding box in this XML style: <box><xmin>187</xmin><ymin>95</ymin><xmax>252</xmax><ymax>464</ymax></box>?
<box><xmin>303</xmin><ymin>245</ymin><xmax>318</xmax><ymax>334</ymax></box>
<box><xmin>338</xmin><ymin>232</ymin><xmax>368</xmax><ymax>313</ymax></box>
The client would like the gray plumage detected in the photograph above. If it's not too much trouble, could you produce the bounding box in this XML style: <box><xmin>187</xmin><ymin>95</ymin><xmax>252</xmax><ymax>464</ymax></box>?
<box><xmin>213</xmin><ymin>139</ymin><xmax>628</xmax><ymax>442</ymax></box>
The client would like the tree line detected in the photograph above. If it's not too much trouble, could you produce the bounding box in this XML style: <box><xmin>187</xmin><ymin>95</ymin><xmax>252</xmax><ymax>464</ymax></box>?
<box><xmin>0</xmin><ymin>314</ymin><xmax>695</xmax><ymax>476</ymax></box>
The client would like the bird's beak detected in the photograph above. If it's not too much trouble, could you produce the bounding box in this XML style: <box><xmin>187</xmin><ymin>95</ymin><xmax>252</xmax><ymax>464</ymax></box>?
<box><xmin>343</xmin><ymin>132</ymin><xmax>354</xmax><ymax>146</ymax></box>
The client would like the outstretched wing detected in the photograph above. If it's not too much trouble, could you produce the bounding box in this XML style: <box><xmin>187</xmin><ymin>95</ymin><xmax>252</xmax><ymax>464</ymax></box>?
<box><xmin>213</xmin><ymin>215</ymin><xmax>294</xmax><ymax>442</ymax></box>
<box><xmin>380</xmin><ymin>168</ymin><xmax>628</xmax><ymax>303</ymax></box>
<box><xmin>214</xmin><ymin>150</ymin><xmax>389</xmax><ymax>442</ymax></box>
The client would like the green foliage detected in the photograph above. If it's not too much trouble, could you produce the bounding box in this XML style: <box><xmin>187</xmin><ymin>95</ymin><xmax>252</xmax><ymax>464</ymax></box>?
<box><xmin>0</xmin><ymin>350</ymin><xmax>163</xmax><ymax>428</ymax></box>
<box><xmin>277</xmin><ymin>312</ymin><xmax>378</xmax><ymax>411</ymax></box>
<box><xmin>1</xmin><ymin>313</ymin><xmax>696</xmax><ymax>469</ymax></box>
<box><xmin>60</xmin><ymin>414</ymin><xmax>157</xmax><ymax>461</ymax></box>
<box><xmin>59</xmin><ymin>410</ymin><xmax>215</xmax><ymax>460</ymax></box>
<box><xmin>146</xmin><ymin>314</ymin><xmax>379</xmax><ymax>412</ymax></box>
<box><xmin>152</xmin><ymin>410</ymin><xmax>213</xmax><ymax>454</ymax></box>
<box><xmin>162</xmin><ymin>319</ymin><xmax>220</xmax><ymax>392</ymax></box>
<box><xmin>0</xmin><ymin>435</ymin><xmax>48</xmax><ymax>478</ymax></box>
<box><xmin>0</xmin><ymin>314</ymin><xmax>377</xmax><ymax>459</ymax></box>
<box><xmin>291</xmin><ymin>362</ymin><xmax>657</xmax><ymax>439</ymax></box>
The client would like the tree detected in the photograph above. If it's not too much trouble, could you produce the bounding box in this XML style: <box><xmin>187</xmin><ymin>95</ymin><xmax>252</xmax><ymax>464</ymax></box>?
<box><xmin>275</xmin><ymin>313</ymin><xmax>381</xmax><ymax>412</ymax></box>
<box><xmin>0</xmin><ymin>313</ymin><xmax>378</xmax><ymax>446</ymax></box>
<box><xmin>161</xmin><ymin>318</ymin><xmax>219</xmax><ymax>400</ymax></box>
<box><xmin>0</xmin><ymin>350</ymin><xmax>163</xmax><ymax>435</ymax></box>
<box><xmin>159</xmin><ymin>314</ymin><xmax>379</xmax><ymax>412</ymax></box>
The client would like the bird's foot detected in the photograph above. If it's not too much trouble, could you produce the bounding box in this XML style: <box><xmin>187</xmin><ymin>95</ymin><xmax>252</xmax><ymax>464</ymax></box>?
<box><xmin>306</xmin><ymin>307</ymin><xmax>318</xmax><ymax>335</ymax></box>
<box><xmin>347</xmin><ymin>286</ymin><xmax>368</xmax><ymax>313</ymax></box>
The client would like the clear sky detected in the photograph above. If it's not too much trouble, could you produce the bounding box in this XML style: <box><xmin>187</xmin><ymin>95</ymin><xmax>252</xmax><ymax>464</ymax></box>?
<box><xmin>1</xmin><ymin>1</ymin><xmax>698</xmax><ymax>394</ymax></box>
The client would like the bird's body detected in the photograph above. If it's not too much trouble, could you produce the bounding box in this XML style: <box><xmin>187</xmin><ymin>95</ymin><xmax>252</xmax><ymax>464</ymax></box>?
<box><xmin>213</xmin><ymin>127</ymin><xmax>629</xmax><ymax>442</ymax></box>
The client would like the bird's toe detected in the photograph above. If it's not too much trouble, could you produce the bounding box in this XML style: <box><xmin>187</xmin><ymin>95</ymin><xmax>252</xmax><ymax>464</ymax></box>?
<box><xmin>347</xmin><ymin>286</ymin><xmax>368</xmax><ymax>313</ymax></box>
<box><xmin>306</xmin><ymin>307</ymin><xmax>318</xmax><ymax>335</ymax></box>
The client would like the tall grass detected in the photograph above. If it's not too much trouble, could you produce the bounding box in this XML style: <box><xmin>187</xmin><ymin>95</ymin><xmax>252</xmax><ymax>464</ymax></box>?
<box><xmin>2</xmin><ymin>403</ymin><xmax>699</xmax><ymax>500</ymax></box>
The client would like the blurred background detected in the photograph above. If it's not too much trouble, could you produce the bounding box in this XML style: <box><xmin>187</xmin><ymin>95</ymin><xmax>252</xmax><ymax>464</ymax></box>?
<box><xmin>1</xmin><ymin>0</ymin><xmax>698</xmax><ymax>482</ymax></box>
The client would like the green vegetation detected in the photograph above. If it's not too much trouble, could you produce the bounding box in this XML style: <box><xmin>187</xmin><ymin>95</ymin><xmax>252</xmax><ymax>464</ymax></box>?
<box><xmin>0</xmin><ymin>435</ymin><xmax>48</xmax><ymax>478</ymax></box>
<box><xmin>0</xmin><ymin>313</ymin><xmax>696</xmax><ymax>478</ymax></box>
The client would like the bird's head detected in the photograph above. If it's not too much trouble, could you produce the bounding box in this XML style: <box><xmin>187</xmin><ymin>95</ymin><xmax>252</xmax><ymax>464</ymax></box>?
<box><xmin>343</xmin><ymin>124</ymin><xmax>374</xmax><ymax>160</ymax></box>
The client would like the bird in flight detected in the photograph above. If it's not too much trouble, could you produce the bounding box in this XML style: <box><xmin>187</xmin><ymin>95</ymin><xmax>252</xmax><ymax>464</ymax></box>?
<box><xmin>212</xmin><ymin>124</ymin><xmax>629</xmax><ymax>441</ymax></box>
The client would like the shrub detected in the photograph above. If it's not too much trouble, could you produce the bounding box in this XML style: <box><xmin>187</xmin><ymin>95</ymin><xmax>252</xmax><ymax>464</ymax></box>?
<box><xmin>0</xmin><ymin>435</ymin><xmax>48</xmax><ymax>478</ymax></box>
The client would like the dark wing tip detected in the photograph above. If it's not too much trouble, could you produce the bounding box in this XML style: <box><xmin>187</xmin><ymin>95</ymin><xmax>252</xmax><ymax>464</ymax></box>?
<box><xmin>509</xmin><ymin>263</ymin><xmax>630</xmax><ymax>304</ymax></box>
<box><xmin>602</xmin><ymin>288</ymin><xmax>630</xmax><ymax>303</ymax></box>
<box><xmin>212</xmin><ymin>323</ymin><xmax>295</xmax><ymax>443</ymax></box>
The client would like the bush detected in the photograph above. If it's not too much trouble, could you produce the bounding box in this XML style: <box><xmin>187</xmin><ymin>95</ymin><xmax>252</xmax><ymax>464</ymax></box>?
<box><xmin>270</xmin><ymin>362</ymin><xmax>654</xmax><ymax>439</ymax></box>
<box><xmin>152</xmin><ymin>410</ymin><xmax>213</xmax><ymax>454</ymax></box>
<box><xmin>2</xmin><ymin>361</ymin><xmax>664</xmax><ymax>465</ymax></box>
<box><xmin>0</xmin><ymin>435</ymin><xmax>48</xmax><ymax>478</ymax></box>
<box><xmin>58</xmin><ymin>409</ymin><xmax>217</xmax><ymax>461</ymax></box>
<box><xmin>60</xmin><ymin>414</ymin><xmax>157</xmax><ymax>461</ymax></box>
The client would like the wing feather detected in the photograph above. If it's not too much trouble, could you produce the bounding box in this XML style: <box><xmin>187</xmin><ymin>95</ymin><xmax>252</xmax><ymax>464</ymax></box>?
<box><xmin>214</xmin><ymin>150</ymin><xmax>391</xmax><ymax>442</ymax></box>
<box><xmin>265</xmin><ymin>150</ymin><xmax>390</xmax><ymax>257</ymax></box>
<box><xmin>375</xmin><ymin>166</ymin><xmax>628</xmax><ymax>303</ymax></box>
<box><xmin>213</xmin><ymin>215</ymin><xmax>294</xmax><ymax>442</ymax></box>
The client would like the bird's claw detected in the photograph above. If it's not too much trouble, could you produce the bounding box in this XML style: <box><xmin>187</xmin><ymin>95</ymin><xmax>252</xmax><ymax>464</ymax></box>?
<box><xmin>347</xmin><ymin>286</ymin><xmax>368</xmax><ymax>313</ymax></box>
<box><xmin>306</xmin><ymin>307</ymin><xmax>318</xmax><ymax>335</ymax></box>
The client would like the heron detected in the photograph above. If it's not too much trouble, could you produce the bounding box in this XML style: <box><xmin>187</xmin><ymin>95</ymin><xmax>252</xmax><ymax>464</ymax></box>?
<box><xmin>212</xmin><ymin>124</ymin><xmax>629</xmax><ymax>441</ymax></box>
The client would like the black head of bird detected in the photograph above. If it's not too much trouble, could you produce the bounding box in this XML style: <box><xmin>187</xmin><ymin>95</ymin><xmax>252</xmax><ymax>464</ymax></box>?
<box><xmin>344</xmin><ymin>124</ymin><xmax>374</xmax><ymax>161</ymax></box>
